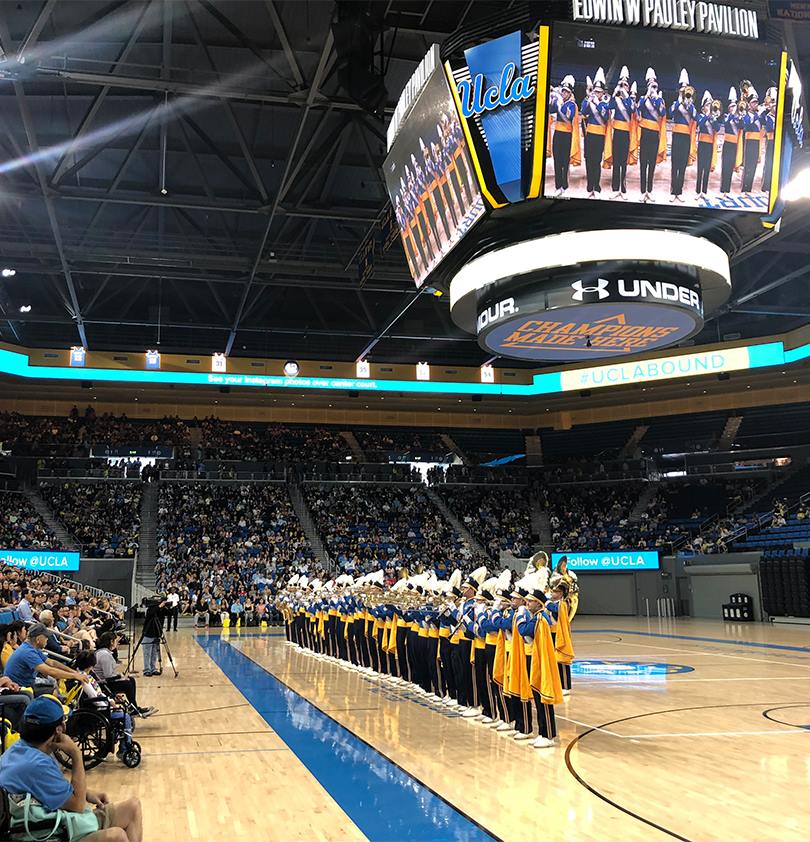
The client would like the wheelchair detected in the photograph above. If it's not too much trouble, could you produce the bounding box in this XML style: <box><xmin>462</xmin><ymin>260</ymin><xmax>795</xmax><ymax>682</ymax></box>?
<box><xmin>54</xmin><ymin>680</ymin><xmax>143</xmax><ymax>770</ymax></box>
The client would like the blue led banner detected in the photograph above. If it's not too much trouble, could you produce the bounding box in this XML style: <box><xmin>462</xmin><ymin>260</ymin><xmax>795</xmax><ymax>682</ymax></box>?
<box><xmin>0</xmin><ymin>549</ymin><xmax>81</xmax><ymax>572</ymax></box>
<box><xmin>0</xmin><ymin>339</ymin><xmax>800</xmax><ymax>397</ymax></box>
<box><xmin>552</xmin><ymin>551</ymin><xmax>660</xmax><ymax>571</ymax></box>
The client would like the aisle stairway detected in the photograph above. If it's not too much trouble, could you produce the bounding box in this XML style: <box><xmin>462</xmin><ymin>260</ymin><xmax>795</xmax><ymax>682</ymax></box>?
<box><xmin>423</xmin><ymin>486</ymin><xmax>488</xmax><ymax>559</ymax></box>
<box><xmin>135</xmin><ymin>482</ymin><xmax>158</xmax><ymax>588</ymax></box>
<box><xmin>288</xmin><ymin>479</ymin><xmax>333</xmax><ymax>571</ymax></box>
<box><xmin>340</xmin><ymin>431</ymin><xmax>366</xmax><ymax>462</ymax></box>
<box><xmin>440</xmin><ymin>433</ymin><xmax>470</xmax><ymax>465</ymax></box>
<box><xmin>628</xmin><ymin>482</ymin><xmax>659</xmax><ymax>523</ymax></box>
<box><xmin>529</xmin><ymin>488</ymin><xmax>552</xmax><ymax>551</ymax></box>
<box><xmin>26</xmin><ymin>488</ymin><xmax>79</xmax><ymax>550</ymax></box>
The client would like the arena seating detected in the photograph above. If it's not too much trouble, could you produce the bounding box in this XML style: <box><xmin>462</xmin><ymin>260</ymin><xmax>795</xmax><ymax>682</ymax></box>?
<box><xmin>640</xmin><ymin>411</ymin><xmax>727</xmax><ymax>454</ymax></box>
<box><xmin>735</xmin><ymin>404</ymin><xmax>810</xmax><ymax>450</ymax></box>
<box><xmin>541</xmin><ymin>420</ymin><xmax>638</xmax><ymax>460</ymax></box>
<box><xmin>303</xmin><ymin>483</ymin><xmax>472</xmax><ymax>578</ymax></box>
<box><xmin>38</xmin><ymin>481</ymin><xmax>141</xmax><ymax>558</ymax></box>
<box><xmin>0</xmin><ymin>490</ymin><xmax>62</xmax><ymax>550</ymax></box>
<box><xmin>155</xmin><ymin>482</ymin><xmax>315</xmax><ymax>609</ymax></box>
<box><xmin>447</xmin><ymin>428</ymin><xmax>526</xmax><ymax>463</ymax></box>
<box><xmin>437</xmin><ymin>486</ymin><xmax>533</xmax><ymax>560</ymax></box>
<box><xmin>354</xmin><ymin>427</ymin><xmax>446</xmax><ymax>458</ymax></box>
<box><xmin>198</xmin><ymin>418</ymin><xmax>348</xmax><ymax>461</ymax></box>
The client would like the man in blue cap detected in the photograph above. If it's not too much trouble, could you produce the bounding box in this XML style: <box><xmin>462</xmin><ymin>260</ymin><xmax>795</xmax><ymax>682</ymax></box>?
<box><xmin>3</xmin><ymin>623</ymin><xmax>90</xmax><ymax>695</ymax></box>
<box><xmin>0</xmin><ymin>695</ymin><xmax>143</xmax><ymax>841</ymax></box>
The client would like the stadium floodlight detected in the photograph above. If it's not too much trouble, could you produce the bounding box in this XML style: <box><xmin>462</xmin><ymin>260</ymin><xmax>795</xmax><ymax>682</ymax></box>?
<box><xmin>781</xmin><ymin>168</ymin><xmax>810</xmax><ymax>202</ymax></box>
<box><xmin>1</xmin><ymin>268</ymin><xmax>15</xmax><ymax>277</ymax></box>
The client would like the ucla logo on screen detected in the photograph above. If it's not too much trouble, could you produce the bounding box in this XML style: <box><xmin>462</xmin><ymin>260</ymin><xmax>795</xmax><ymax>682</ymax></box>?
<box><xmin>456</xmin><ymin>62</ymin><xmax>535</xmax><ymax>118</ymax></box>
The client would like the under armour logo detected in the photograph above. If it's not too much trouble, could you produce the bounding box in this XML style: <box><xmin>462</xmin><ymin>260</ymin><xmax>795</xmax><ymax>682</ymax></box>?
<box><xmin>571</xmin><ymin>278</ymin><xmax>609</xmax><ymax>301</ymax></box>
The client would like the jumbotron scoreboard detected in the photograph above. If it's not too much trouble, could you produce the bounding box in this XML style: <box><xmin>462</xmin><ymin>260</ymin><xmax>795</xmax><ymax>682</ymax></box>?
<box><xmin>383</xmin><ymin>0</ymin><xmax>804</xmax><ymax>363</ymax></box>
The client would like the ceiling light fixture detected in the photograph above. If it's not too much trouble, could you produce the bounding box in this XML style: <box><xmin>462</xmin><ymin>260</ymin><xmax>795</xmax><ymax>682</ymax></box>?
<box><xmin>1</xmin><ymin>268</ymin><xmax>16</xmax><ymax>278</ymax></box>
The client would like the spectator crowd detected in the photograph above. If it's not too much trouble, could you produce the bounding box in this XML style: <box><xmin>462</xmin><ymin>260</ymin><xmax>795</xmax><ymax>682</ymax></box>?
<box><xmin>39</xmin><ymin>481</ymin><xmax>141</xmax><ymax>559</ymax></box>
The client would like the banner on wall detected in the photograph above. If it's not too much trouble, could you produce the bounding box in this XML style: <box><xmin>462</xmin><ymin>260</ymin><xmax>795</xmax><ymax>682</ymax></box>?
<box><xmin>0</xmin><ymin>549</ymin><xmax>81</xmax><ymax>572</ymax></box>
<box><xmin>552</xmin><ymin>551</ymin><xmax>660</xmax><ymax>570</ymax></box>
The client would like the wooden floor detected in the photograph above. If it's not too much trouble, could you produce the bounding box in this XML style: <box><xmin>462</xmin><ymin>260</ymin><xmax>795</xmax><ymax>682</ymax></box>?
<box><xmin>93</xmin><ymin>617</ymin><xmax>810</xmax><ymax>841</ymax></box>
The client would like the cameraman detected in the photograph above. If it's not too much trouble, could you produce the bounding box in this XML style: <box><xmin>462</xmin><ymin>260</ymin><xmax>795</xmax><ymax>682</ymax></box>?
<box><xmin>141</xmin><ymin>596</ymin><xmax>165</xmax><ymax>677</ymax></box>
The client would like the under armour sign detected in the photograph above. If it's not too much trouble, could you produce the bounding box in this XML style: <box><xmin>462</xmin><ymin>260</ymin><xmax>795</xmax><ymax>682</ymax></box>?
<box><xmin>477</xmin><ymin>298</ymin><xmax>519</xmax><ymax>331</ymax></box>
<box><xmin>570</xmin><ymin>278</ymin><xmax>701</xmax><ymax>311</ymax></box>
<box><xmin>571</xmin><ymin>279</ymin><xmax>609</xmax><ymax>301</ymax></box>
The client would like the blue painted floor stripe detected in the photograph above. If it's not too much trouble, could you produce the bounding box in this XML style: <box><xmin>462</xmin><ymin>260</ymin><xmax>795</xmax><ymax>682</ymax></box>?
<box><xmin>198</xmin><ymin>636</ymin><xmax>496</xmax><ymax>842</ymax></box>
<box><xmin>579</xmin><ymin>629</ymin><xmax>810</xmax><ymax>654</ymax></box>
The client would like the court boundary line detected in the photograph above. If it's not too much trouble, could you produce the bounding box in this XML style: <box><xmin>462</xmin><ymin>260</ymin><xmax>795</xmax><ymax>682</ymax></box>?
<box><xmin>564</xmin><ymin>700</ymin><xmax>796</xmax><ymax>840</ymax></box>
<box><xmin>202</xmin><ymin>636</ymin><xmax>502</xmax><ymax>842</ymax></box>
<box><xmin>578</xmin><ymin>629</ymin><xmax>810</xmax><ymax>654</ymax></box>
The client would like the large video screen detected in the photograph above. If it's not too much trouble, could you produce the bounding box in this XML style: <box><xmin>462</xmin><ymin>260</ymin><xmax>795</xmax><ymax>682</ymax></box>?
<box><xmin>544</xmin><ymin>22</ymin><xmax>783</xmax><ymax>212</ymax></box>
<box><xmin>384</xmin><ymin>68</ymin><xmax>485</xmax><ymax>287</ymax></box>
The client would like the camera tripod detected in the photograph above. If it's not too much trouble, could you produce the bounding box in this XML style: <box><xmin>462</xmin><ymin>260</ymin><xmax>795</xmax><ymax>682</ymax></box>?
<box><xmin>125</xmin><ymin>617</ymin><xmax>179</xmax><ymax>678</ymax></box>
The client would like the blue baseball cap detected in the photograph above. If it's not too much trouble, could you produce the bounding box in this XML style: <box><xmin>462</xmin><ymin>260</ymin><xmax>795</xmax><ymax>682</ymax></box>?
<box><xmin>22</xmin><ymin>696</ymin><xmax>65</xmax><ymax>725</ymax></box>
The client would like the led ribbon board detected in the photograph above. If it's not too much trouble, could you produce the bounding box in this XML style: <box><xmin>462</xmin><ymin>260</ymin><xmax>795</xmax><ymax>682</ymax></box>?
<box><xmin>0</xmin><ymin>549</ymin><xmax>81</xmax><ymax>572</ymax></box>
<box><xmin>0</xmin><ymin>340</ymin><xmax>796</xmax><ymax>396</ymax></box>
<box><xmin>552</xmin><ymin>551</ymin><xmax>660</xmax><ymax>571</ymax></box>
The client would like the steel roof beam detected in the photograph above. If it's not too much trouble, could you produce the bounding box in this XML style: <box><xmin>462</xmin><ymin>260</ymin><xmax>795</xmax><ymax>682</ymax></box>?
<box><xmin>49</xmin><ymin>0</ymin><xmax>155</xmax><ymax>186</ymax></box>
<box><xmin>225</xmin><ymin>29</ymin><xmax>335</xmax><ymax>356</ymax></box>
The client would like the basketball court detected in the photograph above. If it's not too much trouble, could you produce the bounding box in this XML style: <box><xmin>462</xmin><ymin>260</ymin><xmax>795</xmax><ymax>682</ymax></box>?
<box><xmin>103</xmin><ymin>618</ymin><xmax>810</xmax><ymax>841</ymax></box>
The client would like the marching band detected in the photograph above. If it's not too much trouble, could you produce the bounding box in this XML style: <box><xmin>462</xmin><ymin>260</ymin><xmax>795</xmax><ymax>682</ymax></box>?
<box><xmin>276</xmin><ymin>552</ymin><xmax>580</xmax><ymax>751</ymax></box>
<box><xmin>548</xmin><ymin>65</ymin><xmax>778</xmax><ymax>202</ymax></box>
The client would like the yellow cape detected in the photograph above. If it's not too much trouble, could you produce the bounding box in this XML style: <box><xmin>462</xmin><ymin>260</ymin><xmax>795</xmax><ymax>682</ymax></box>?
<box><xmin>554</xmin><ymin>602</ymin><xmax>575</xmax><ymax>665</ymax></box>
<box><xmin>530</xmin><ymin>620</ymin><xmax>564</xmax><ymax>705</ymax></box>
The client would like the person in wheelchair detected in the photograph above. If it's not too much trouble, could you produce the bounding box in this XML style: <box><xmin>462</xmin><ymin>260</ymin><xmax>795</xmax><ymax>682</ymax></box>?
<box><xmin>71</xmin><ymin>653</ymin><xmax>143</xmax><ymax>765</ymax></box>
<box><xmin>0</xmin><ymin>695</ymin><xmax>143</xmax><ymax>841</ymax></box>
<box><xmin>91</xmin><ymin>635</ymin><xmax>155</xmax><ymax>718</ymax></box>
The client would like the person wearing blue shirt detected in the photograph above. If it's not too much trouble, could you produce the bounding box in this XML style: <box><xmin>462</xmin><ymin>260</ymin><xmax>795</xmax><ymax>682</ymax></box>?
<box><xmin>607</xmin><ymin>69</ymin><xmax>635</xmax><ymax>198</ymax></box>
<box><xmin>669</xmin><ymin>71</ymin><xmax>697</xmax><ymax>202</ymax></box>
<box><xmin>761</xmin><ymin>87</ymin><xmax>778</xmax><ymax>191</ymax></box>
<box><xmin>549</xmin><ymin>76</ymin><xmax>578</xmax><ymax>195</ymax></box>
<box><xmin>0</xmin><ymin>695</ymin><xmax>143</xmax><ymax>841</ymax></box>
<box><xmin>16</xmin><ymin>591</ymin><xmax>34</xmax><ymax>624</ymax></box>
<box><xmin>720</xmin><ymin>89</ymin><xmax>742</xmax><ymax>196</ymax></box>
<box><xmin>637</xmin><ymin>67</ymin><xmax>666</xmax><ymax>201</ymax></box>
<box><xmin>741</xmin><ymin>90</ymin><xmax>763</xmax><ymax>194</ymax></box>
<box><xmin>4</xmin><ymin>624</ymin><xmax>89</xmax><ymax>696</ymax></box>
<box><xmin>581</xmin><ymin>68</ymin><xmax>610</xmax><ymax>197</ymax></box>
<box><xmin>695</xmin><ymin>93</ymin><xmax>722</xmax><ymax>199</ymax></box>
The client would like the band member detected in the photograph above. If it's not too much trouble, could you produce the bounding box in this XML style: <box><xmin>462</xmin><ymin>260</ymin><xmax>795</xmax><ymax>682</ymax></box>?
<box><xmin>517</xmin><ymin>570</ymin><xmax>562</xmax><ymax>749</ymax></box>
<box><xmin>720</xmin><ymin>87</ymin><xmax>742</xmax><ymax>196</ymax></box>
<box><xmin>637</xmin><ymin>67</ymin><xmax>667</xmax><ymax>202</ymax></box>
<box><xmin>548</xmin><ymin>75</ymin><xmax>581</xmax><ymax>196</ymax></box>
<box><xmin>581</xmin><ymin>67</ymin><xmax>610</xmax><ymax>197</ymax></box>
<box><xmin>451</xmin><ymin>566</ymin><xmax>487</xmax><ymax>717</ymax></box>
<box><xmin>546</xmin><ymin>581</ymin><xmax>575</xmax><ymax>695</ymax></box>
<box><xmin>504</xmin><ymin>577</ymin><xmax>534</xmax><ymax>740</ymax></box>
<box><xmin>550</xmin><ymin>556</ymin><xmax>580</xmax><ymax>621</ymax></box>
<box><xmin>741</xmin><ymin>88</ymin><xmax>763</xmax><ymax>194</ymax></box>
<box><xmin>761</xmin><ymin>86</ymin><xmax>778</xmax><ymax>192</ymax></box>
<box><xmin>669</xmin><ymin>70</ymin><xmax>697</xmax><ymax>203</ymax></box>
<box><xmin>604</xmin><ymin>65</ymin><xmax>637</xmax><ymax>199</ymax></box>
<box><xmin>695</xmin><ymin>92</ymin><xmax>721</xmax><ymax>199</ymax></box>
<box><xmin>420</xmin><ymin>137</ymin><xmax>451</xmax><ymax>245</ymax></box>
